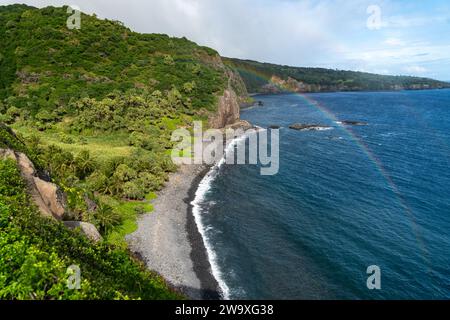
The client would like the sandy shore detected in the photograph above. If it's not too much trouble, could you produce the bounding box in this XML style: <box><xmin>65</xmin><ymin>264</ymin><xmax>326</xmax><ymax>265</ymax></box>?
<box><xmin>126</xmin><ymin>164</ymin><xmax>220</xmax><ymax>300</ymax></box>
<box><xmin>126</xmin><ymin>121</ymin><xmax>253</xmax><ymax>300</ymax></box>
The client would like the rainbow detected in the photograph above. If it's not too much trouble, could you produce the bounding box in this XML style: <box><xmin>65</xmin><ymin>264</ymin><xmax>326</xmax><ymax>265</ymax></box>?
<box><xmin>239</xmin><ymin>67</ymin><xmax>436</xmax><ymax>269</ymax></box>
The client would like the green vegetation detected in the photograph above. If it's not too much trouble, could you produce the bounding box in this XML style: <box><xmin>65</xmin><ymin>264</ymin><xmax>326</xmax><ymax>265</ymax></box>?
<box><xmin>0</xmin><ymin>4</ymin><xmax>231</xmax><ymax>243</ymax></box>
<box><xmin>0</xmin><ymin>4</ymin><xmax>237</xmax><ymax>300</ymax></box>
<box><xmin>0</xmin><ymin>128</ymin><xmax>181</xmax><ymax>299</ymax></box>
<box><xmin>0</xmin><ymin>4</ymin><xmax>226</xmax><ymax>111</ymax></box>
<box><xmin>224</xmin><ymin>57</ymin><xmax>450</xmax><ymax>93</ymax></box>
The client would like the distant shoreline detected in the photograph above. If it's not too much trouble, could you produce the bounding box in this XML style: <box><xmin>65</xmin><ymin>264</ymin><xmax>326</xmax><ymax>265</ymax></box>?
<box><xmin>248</xmin><ymin>87</ymin><xmax>450</xmax><ymax>97</ymax></box>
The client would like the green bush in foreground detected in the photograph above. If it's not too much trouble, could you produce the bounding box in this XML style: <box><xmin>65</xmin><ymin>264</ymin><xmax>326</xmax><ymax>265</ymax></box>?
<box><xmin>0</xmin><ymin>158</ymin><xmax>181</xmax><ymax>300</ymax></box>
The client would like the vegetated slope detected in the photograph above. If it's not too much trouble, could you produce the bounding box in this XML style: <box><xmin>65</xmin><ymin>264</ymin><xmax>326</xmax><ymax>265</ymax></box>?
<box><xmin>224</xmin><ymin>57</ymin><xmax>450</xmax><ymax>94</ymax></box>
<box><xmin>0</xmin><ymin>124</ymin><xmax>181</xmax><ymax>299</ymax></box>
<box><xmin>0</xmin><ymin>4</ymin><xmax>227</xmax><ymax>113</ymax></box>
<box><xmin>0</xmin><ymin>4</ymin><xmax>247</xmax><ymax>249</ymax></box>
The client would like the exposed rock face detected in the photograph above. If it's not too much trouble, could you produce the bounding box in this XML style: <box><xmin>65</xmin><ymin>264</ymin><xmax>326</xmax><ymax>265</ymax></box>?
<box><xmin>224</xmin><ymin>120</ymin><xmax>254</xmax><ymax>131</ymax></box>
<box><xmin>339</xmin><ymin>120</ymin><xmax>368</xmax><ymax>126</ymax></box>
<box><xmin>0</xmin><ymin>148</ymin><xmax>66</xmax><ymax>220</ymax></box>
<box><xmin>226</xmin><ymin>67</ymin><xmax>250</xmax><ymax>105</ymax></box>
<box><xmin>208</xmin><ymin>89</ymin><xmax>240</xmax><ymax>129</ymax></box>
<box><xmin>207</xmin><ymin>55</ymin><xmax>250</xmax><ymax>129</ymax></box>
<box><xmin>289</xmin><ymin>123</ymin><xmax>332</xmax><ymax>131</ymax></box>
<box><xmin>64</xmin><ymin>221</ymin><xmax>103</xmax><ymax>243</ymax></box>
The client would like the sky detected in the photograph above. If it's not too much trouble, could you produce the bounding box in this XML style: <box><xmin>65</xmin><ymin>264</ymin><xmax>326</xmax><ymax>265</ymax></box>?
<box><xmin>2</xmin><ymin>0</ymin><xmax>450</xmax><ymax>80</ymax></box>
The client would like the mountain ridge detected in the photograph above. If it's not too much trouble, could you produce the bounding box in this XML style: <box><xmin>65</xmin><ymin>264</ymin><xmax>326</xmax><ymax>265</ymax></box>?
<box><xmin>223</xmin><ymin>57</ymin><xmax>450</xmax><ymax>94</ymax></box>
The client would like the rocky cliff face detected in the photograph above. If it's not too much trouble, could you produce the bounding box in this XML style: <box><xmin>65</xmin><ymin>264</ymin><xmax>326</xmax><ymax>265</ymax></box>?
<box><xmin>0</xmin><ymin>147</ymin><xmax>102</xmax><ymax>242</ymax></box>
<box><xmin>0</xmin><ymin>148</ymin><xmax>66</xmax><ymax>220</ymax></box>
<box><xmin>261</xmin><ymin>75</ymin><xmax>325</xmax><ymax>93</ymax></box>
<box><xmin>208</xmin><ymin>89</ymin><xmax>240</xmax><ymax>129</ymax></box>
<box><xmin>207</xmin><ymin>57</ymin><xmax>249</xmax><ymax>129</ymax></box>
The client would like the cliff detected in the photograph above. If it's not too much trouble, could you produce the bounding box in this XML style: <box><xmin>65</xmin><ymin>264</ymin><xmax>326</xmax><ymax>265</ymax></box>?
<box><xmin>208</xmin><ymin>57</ymin><xmax>250</xmax><ymax>129</ymax></box>
<box><xmin>208</xmin><ymin>88</ymin><xmax>240</xmax><ymax>129</ymax></box>
<box><xmin>223</xmin><ymin>57</ymin><xmax>450</xmax><ymax>94</ymax></box>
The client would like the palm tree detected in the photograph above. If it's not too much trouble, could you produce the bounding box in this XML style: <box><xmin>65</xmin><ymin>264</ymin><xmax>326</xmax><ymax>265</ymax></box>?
<box><xmin>75</xmin><ymin>150</ymin><xmax>96</xmax><ymax>179</ymax></box>
<box><xmin>93</xmin><ymin>203</ymin><xmax>122</xmax><ymax>234</ymax></box>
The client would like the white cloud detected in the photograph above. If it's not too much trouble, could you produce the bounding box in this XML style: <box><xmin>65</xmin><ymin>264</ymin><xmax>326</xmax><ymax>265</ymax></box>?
<box><xmin>384</xmin><ymin>37</ymin><xmax>405</xmax><ymax>46</ymax></box>
<box><xmin>1</xmin><ymin>0</ymin><xmax>449</xmax><ymax>80</ymax></box>
<box><xmin>404</xmin><ymin>65</ymin><xmax>427</xmax><ymax>74</ymax></box>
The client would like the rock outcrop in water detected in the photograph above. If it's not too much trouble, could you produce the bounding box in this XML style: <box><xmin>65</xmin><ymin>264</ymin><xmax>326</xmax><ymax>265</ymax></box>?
<box><xmin>339</xmin><ymin>120</ymin><xmax>368</xmax><ymax>126</ymax></box>
<box><xmin>289</xmin><ymin>124</ymin><xmax>332</xmax><ymax>131</ymax></box>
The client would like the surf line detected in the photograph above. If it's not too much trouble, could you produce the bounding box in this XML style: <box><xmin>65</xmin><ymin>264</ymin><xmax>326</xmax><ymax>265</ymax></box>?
<box><xmin>190</xmin><ymin>133</ymin><xmax>252</xmax><ymax>299</ymax></box>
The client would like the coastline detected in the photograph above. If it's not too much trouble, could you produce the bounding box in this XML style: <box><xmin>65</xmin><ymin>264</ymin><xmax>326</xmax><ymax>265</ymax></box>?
<box><xmin>126</xmin><ymin>121</ymin><xmax>254</xmax><ymax>300</ymax></box>
<box><xmin>186</xmin><ymin>166</ymin><xmax>222</xmax><ymax>299</ymax></box>
<box><xmin>126</xmin><ymin>164</ymin><xmax>220</xmax><ymax>300</ymax></box>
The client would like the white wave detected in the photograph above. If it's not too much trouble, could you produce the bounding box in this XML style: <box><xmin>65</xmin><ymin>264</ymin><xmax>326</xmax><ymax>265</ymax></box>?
<box><xmin>190</xmin><ymin>134</ymin><xmax>249</xmax><ymax>300</ymax></box>
<box><xmin>314</xmin><ymin>127</ymin><xmax>334</xmax><ymax>131</ymax></box>
<box><xmin>299</xmin><ymin>126</ymin><xmax>334</xmax><ymax>131</ymax></box>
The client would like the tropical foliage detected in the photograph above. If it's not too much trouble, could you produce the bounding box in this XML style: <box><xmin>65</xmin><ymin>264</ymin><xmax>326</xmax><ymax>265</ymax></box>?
<box><xmin>0</xmin><ymin>4</ymin><xmax>233</xmax><ymax>299</ymax></box>
<box><xmin>0</xmin><ymin>157</ymin><xmax>181</xmax><ymax>299</ymax></box>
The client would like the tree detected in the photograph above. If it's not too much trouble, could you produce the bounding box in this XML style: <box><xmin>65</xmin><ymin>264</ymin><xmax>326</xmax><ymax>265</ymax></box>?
<box><xmin>90</xmin><ymin>202</ymin><xmax>122</xmax><ymax>234</ymax></box>
<box><xmin>74</xmin><ymin>150</ymin><xmax>96</xmax><ymax>179</ymax></box>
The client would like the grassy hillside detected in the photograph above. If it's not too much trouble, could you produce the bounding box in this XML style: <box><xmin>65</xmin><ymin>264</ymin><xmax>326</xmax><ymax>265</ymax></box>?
<box><xmin>0</xmin><ymin>4</ymin><xmax>236</xmax><ymax>299</ymax></box>
<box><xmin>0</xmin><ymin>4</ymin><xmax>226</xmax><ymax>111</ymax></box>
<box><xmin>0</xmin><ymin>125</ymin><xmax>181</xmax><ymax>300</ymax></box>
<box><xmin>0</xmin><ymin>4</ymin><xmax>237</xmax><ymax>250</ymax></box>
<box><xmin>224</xmin><ymin>57</ymin><xmax>450</xmax><ymax>93</ymax></box>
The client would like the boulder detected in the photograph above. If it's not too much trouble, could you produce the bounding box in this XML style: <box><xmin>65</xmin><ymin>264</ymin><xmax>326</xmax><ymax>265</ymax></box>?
<box><xmin>224</xmin><ymin>120</ymin><xmax>254</xmax><ymax>131</ymax></box>
<box><xmin>64</xmin><ymin>221</ymin><xmax>103</xmax><ymax>243</ymax></box>
<box><xmin>339</xmin><ymin>120</ymin><xmax>368</xmax><ymax>126</ymax></box>
<box><xmin>0</xmin><ymin>148</ymin><xmax>66</xmax><ymax>220</ymax></box>
<box><xmin>289</xmin><ymin>123</ymin><xmax>332</xmax><ymax>131</ymax></box>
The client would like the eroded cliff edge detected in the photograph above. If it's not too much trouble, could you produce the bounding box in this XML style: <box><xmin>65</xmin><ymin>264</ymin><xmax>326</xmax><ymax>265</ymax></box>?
<box><xmin>206</xmin><ymin>56</ymin><xmax>250</xmax><ymax>129</ymax></box>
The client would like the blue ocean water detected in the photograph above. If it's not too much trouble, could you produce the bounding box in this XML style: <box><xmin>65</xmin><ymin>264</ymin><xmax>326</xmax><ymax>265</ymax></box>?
<box><xmin>195</xmin><ymin>90</ymin><xmax>450</xmax><ymax>299</ymax></box>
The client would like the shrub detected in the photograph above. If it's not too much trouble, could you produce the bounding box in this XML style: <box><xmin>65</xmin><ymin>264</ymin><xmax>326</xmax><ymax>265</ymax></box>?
<box><xmin>122</xmin><ymin>181</ymin><xmax>146</xmax><ymax>200</ymax></box>
<box><xmin>74</xmin><ymin>150</ymin><xmax>96</xmax><ymax>179</ymax></box>
<box><xmin>89</xmin><ymin>202</ymin><xmax>122</xmax><ymax>234</ymax></box>
<box><xmin>0</xmin><ymin>158</ymin><xmax>180</xmax><ymax>299</ymax></box>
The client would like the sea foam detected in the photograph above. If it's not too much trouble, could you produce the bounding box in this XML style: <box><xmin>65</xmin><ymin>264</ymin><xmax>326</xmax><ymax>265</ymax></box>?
<box><xmin>191</xmin><ymin>133</ymin><xmax>249</xmax><ymax>299</ymax></box>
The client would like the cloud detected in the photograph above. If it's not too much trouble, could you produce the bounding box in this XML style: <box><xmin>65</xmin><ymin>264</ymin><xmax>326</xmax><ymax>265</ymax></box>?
<box><xmin>1</xmin><ymin>0</ymin><xmax>449</xmax><ymax>80</ymax></box>
<box><xmin>385</xmin><ymin>15</ymin><xmax>449</xmax><ymax>28</ymax></box>
<box><xmin>404</xmin><ymin>65</ymin><xmax>427</xmax><ymax>74</ymax></box>
<box><xmin>384</xmin><ymin>38</ymin><xmax>405</xmax><ymax>46</ymax></box>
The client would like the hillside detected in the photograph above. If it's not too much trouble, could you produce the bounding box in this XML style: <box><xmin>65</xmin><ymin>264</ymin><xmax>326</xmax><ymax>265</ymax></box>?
<box><xmin>0</xmin><ymin>4</ymin><xmax>248</xmax><ymax>241</ymax></box>
<box><xmin>0</xmin><ymin>4</ymin><xmax>250</xmax><ymax>299</ymax></box>
<box><xmin>224</xmin><ymin>57</ymin><xmax>450</xmax><ymax>94</ymax></box>
<box><xmin>0</xmin><ymin>124</ymin><xmax>182</xmax><ymax>299</ymax></box>
<box><xmin>0</xmin><ymin>4</ymin><xmax>236</xmax><ymax>110</ymax></box>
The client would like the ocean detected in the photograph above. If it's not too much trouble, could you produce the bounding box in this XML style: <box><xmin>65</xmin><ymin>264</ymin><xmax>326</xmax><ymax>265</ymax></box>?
<box><xmin>193</xmin><ymin>90</ymin><xmax>450</xmax><ymax>299</ymax></box>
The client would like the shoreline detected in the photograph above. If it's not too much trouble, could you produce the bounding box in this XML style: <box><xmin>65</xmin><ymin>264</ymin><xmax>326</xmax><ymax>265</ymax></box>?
<box><xmin>126</xmin><ymin>163</ymin><xmax>220</xmax><ymax>300</ymax></box>
<box><xmin>186</xmin><ymin>166</ymin><xmax>222</xmax><ymax>300</ymax></box>
<box><xmin>126</xmin><ymin>123</ymin><xmax>254</xmax><ymax>300</ymax></box>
